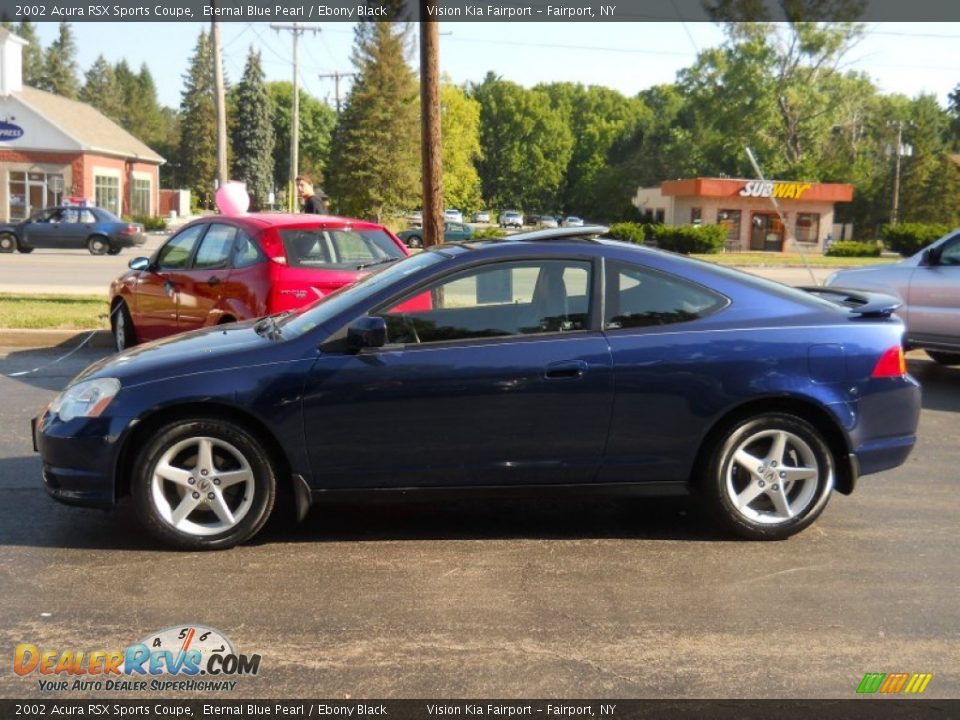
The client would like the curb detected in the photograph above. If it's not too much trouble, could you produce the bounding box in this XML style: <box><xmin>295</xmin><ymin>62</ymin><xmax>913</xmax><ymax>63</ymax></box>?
<box><xmin>0</xmin><ymin>328</ymin><xmax>113</xmax><ymax>350</ymax></box>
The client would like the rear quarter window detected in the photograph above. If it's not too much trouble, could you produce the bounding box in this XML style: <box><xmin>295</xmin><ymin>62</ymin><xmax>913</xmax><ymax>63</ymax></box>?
<box><xmin>279</xmin><ymin>228</ymin><xmax>404</xmax><ymax>270</ymax></box>
<box><xmin>605</xmin><ymin>261</ymin><xmax>728</xmax><ymax>330</ymax></box>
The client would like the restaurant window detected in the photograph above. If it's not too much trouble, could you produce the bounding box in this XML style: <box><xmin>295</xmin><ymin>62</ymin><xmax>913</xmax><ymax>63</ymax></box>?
<box><xmin>796</xmin><ymin>213</ymin><xmax>820</xmax><ymax>243</ymax></box>
<box><xmin>95</xmin><ymin>175</ymin><xmax>121</xmax><ymax>216</ymax></box>
<box><xmin>690</xmin><ymin>207</ymin><xmax>702</xmax><ymax>224</ymax></box>
<box><xmin>8</xmin><ymin>171</ymin><xmax>63</xmax><ymax>220</ymax></box>
<box><xmin>131</xmin><ymin>177</ymin><xmax>151</xmax><ymax>216</ymax></box>
<box><xmin>655</xmin><ymin>208</ymin><xmax>665</xmax><ymax>224</ymax></box>
<box><xmin>717</xmin><ymin>209</ymin><xmax>742</xmax><ymax>250</ymax></box>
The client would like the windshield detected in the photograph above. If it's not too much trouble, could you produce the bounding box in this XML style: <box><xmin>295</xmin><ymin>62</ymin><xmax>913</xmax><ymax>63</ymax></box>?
<box><xmin>278</xmin><ymin>250</ymin><xmax>446</xmax><ymax>339</ymax></box>
<box><xmin>279</xmin><ymin>228</ymin><xmax>405</xmax><ymax>270</ymax></box>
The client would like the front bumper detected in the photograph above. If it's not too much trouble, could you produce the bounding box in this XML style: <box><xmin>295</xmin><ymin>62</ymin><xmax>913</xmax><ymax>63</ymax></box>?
<box><xmin>33</xmin><ymin>411</ymin><xmax>129</xmax><ymax>509</ymax></box>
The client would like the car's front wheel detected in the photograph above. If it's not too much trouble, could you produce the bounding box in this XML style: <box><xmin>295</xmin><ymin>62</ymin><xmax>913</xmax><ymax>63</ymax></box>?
<box><xmin>0</xmin><ymin>233</ymin><xmax>15</xmax><ymax>253</ymax></box>
<box><xmin>704</xmin><ymin>413</ymin><xmax>834</xmax><ymax>540</ymax></box>
<box><xmin>111</xmin><ymin>300</ymin><xmax>137</xmax><ymax>352</ymax></box>
<box><xmin>107</xmin><ymin>246</ymin><xmax>122</xmax><ymax>255</ymax></box>
<box><xmin>131</xmin><ymin>419</ymin><xmax>277</xmax><ymax>550</ymax></box>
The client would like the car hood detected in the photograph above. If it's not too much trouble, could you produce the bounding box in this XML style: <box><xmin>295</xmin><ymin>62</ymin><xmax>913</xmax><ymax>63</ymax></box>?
<box><xmin>73</xmin><ymin>321</ymin><xmax>288</xmax><ymax>388</ymax></box>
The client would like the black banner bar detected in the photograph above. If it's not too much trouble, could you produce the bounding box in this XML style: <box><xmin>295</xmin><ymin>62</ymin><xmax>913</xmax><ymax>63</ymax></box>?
<box><xmin>0</xmin><ymin>700</ymin><xmax>957</xmax><ymax>720</ymax></box>
<box><xmin>1</xmin><ymin>0</ymin><xmax>960</xmax><ymax>22</ymax></box>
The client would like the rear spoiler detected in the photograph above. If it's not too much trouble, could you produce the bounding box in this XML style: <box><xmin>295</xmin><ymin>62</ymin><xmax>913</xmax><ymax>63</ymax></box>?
<box><xmin>798</xmin><ymin>286</ymin><xmax>902</xmax><ymax>318</ymax></box>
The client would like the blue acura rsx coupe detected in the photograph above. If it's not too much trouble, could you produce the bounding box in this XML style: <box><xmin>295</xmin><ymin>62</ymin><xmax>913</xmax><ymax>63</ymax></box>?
<box><xmin>34</xmin><ymin>227</ymin><xmax>921</xmax><ymax>550</ymax></box>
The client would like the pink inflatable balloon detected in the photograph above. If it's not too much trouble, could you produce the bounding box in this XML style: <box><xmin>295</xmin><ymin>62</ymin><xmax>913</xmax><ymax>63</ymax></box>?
<box><xmin>215</xmin><ymin>181</ymin><xmax>250</xmax><ymax>216</ymax></box>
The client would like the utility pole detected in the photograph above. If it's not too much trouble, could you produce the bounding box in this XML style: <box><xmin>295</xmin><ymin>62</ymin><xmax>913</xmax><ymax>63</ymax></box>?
<box><xmin>317</xmin><ymin>71</ymin><xmax>355</xmax><ymax>115</ymax></box>
<box><xmin>420</xmin><ymin>4</ymin><xmax>443</xmax><ymax>248</ymax></box>
<box><xmin>887</xmin><ymin>120</ymin><xmax>914</xmax><ymax>226</ymax></box>
<box><xmin>211</xmin><ymin>13</ymin><xmax>228</xmax><ymax>188</ymax></box>
<box><xmin>271</xmin><ymin>23</ymin><xmax>320</xmax><ymax>211</ymax></box>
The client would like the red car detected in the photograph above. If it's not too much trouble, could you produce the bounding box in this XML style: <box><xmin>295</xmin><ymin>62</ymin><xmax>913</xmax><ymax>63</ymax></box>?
<box><xmin>108</xmin><ymin>213</ymin><xmax>410</xmax><ymax>351</ymax></box>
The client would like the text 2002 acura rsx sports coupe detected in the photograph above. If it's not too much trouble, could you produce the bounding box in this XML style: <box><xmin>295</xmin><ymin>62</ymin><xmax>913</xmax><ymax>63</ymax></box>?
<box><xmin>34</xmin><ymin>227</ymin><xmax>921</xmax><ymax>550</ymax></box>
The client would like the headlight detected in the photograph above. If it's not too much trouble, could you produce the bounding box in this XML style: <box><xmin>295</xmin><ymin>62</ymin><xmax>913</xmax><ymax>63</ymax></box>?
<box><xmin>49</xmin><ymin>378</ymin><xmax>121</xmax><ymax>422</ymax></box>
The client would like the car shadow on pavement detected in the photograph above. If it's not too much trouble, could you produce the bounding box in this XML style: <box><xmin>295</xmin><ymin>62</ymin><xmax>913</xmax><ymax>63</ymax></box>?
<box><xmin>907</xmin><ymin>356</ymin><xmax>960</xmax><ymax>413</ymax></box>
<box><xmin>1</xmin><ymin>344</ymin><xmax>109</xmax><ymax>392</ymax></box>
<box><xmin>260</xmin><ymin>491</ymin><xmax>729</xmax><ymax>545</ymax></box>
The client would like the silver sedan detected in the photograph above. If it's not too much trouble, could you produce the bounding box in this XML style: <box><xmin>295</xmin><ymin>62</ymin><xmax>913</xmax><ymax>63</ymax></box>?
<box><xmin>825</xmin><ymin>230</ymin><xmax>960</xmax><ymax>364</ymax></box>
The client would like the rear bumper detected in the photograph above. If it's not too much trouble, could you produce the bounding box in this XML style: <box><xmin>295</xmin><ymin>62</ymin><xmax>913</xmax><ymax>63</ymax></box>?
<box><xmin>113</xmin><ymin>233</ymin><xmax>147</xmax><ymax>248</ymax></box>
<box><xmin>849</xmin><ymin>375</ymin><xmax>921</xmax><ymax>479</ymax></box>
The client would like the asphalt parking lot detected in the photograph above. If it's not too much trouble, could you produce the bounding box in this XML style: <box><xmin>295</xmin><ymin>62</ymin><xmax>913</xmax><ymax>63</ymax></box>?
<box><xmin>0</xmin><ymin>343</ymin><xmax>957</xmax><ymax>700</ymax></box>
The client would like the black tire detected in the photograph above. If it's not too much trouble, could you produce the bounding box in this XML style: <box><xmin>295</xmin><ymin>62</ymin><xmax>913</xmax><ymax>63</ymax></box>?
<box><xmin>131</xmin><ymin>418</ymin><xmax>277</xmax><ymax>550</ymax></box>
<box><xmin>111</xmin><ymin>300</ymin><xmax>137</xmax><ymax>352</ymax></box>
<box><xmin>17</xmin><ymin>244</ymin><xmax>33</xmax><ymax>254</ymax></box>
<box><xmin>703</xmin><ymin>413</ymin><xmax>834</xmax><ymax>540</ymax></box>
<box><xmin>87</xmin><ymin>235</ymin><xmax>109</xmax><ymax>255</ymax></box>
<box><xmin>0</xmin><ymin>233</ymin><xmax>15</xmax><ymax>253</ymax></box>
<box><xmin>406</xmin><ymin>235</ymin><xmax>423</xmax><ymax>249</ymax></box>
<box><xmin>926</xmin><ymin>350</ymin><xmax>960</xmax><ymax>366</ymax></box>
<box><xmin>107</xmin><ymin>246</ymin><xmax>122</xmax><ymax>255</ymax></box>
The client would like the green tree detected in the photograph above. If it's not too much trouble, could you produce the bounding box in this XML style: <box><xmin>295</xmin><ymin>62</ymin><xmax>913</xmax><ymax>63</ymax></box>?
<box><xmin>538</xmin><ymin>82</ymin><xmax>650</xmax><ymax>217</ymax></box>
<box><xmin>230</xmin><ymin>48</ymin><xmax>274</xmax><ymax>209</ymax></box>
<box><xmin>328</xmin><ymin>21</ymin><xmax>420</xmax><ymax>221</ymax></box>
<box><xmin>267</xmin><ymin>82</ymin><xmax>336</xmax><ymax>201</ymax></box>
<box><xmin>472</xmin><ymin>74</ymin><xmax>573</xmax><ymax>212</ymax></box>
<box><xmin>440</xmin><ymin>83</ymin><xmax>482</xmax><ymax>213</ymax></box>
<box><xmin>80</xmin><ymin>55</ymin><xmax>121</xmax><ymax>120</ymax></box>
<box><xmin>897</xmin><ymin>95</ymin><xmax>960</xmax><ymax>226</ymax></box>
<box><xmin>15</xmin><ymin>21</ymin><xmax>44</xmax><ymax>86</ymax></box>
<box><xmin>39</xmin><ymin>22</ymin><xmax>79</xmax><ymax>98</ymax></box>
<box><xmin>178</xmin><ymin>30</ymin><xmax>218</xmax><ymax>207</ymax></box>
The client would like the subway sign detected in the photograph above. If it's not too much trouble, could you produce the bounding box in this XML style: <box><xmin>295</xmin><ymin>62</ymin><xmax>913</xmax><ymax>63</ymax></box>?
<box><xmin>739</xmin><ymin>181</ymin><xmax>812</xmax><ymax>199</ymax></box>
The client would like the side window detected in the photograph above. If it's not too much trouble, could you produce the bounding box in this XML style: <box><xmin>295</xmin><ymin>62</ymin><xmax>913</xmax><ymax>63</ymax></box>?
<box><xmin>193</xmin><ymin>223</ymin><xmax>237</xmax><ymax>270</ymax></box>
<box><xmin>232</xmin><ymin>230</ymin><xmax>264</xmax><ymax>268</ymax></box>
<box><xmin>938</xmin><ymin>236</ymin><xmax>960</xmax><ymax>266</ymax></box>
<box><xmin>60</xmin><ymin>208</ymin><xmax>79</xmax><ymax>223</ymax></box>
<box><xmin>604</xmin><ymin>262</ymin><xmax>727</xmax><ymax>330</ymax></box>
<box><xmin>377</xmin><ymin>259</ymin><xmax>592</xmax><ymax>345</ymax></box>
<box><xmin>79</xmin><ymin>209</ymin><xmax>97</xmax><ymax>223</ymax></box>
<box><xmin>156</xmin><ymin>224</ymin><xmax>205</xmax><ymax>270</ymax></box>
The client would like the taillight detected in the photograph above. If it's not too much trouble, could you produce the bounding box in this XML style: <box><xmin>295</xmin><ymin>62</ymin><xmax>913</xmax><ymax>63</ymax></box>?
<box><xmin>871</xmin><ymin>346</ymin><xmax>907</xmax><ymax>378</ymax></box>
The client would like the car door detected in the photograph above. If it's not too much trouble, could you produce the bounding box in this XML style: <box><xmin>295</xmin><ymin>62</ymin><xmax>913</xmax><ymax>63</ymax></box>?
<box><xmin>598</xmin><ymin>260</ymin><xmax>731</xmax><ymax>484</ymax></box>
<box><xmin>300</xmin><ymin>258</ymin><xmax>614</xmax><ymax>489</ymax></box>
<box><xmin>21</xmin><ymin>208</ymin><xmax>59</xmax><ymax>247</ymax></box>
<box><xmin>906</xmin><ymin>234</ymin><xmax>960</xmax><ymax>348</ymax></box>
<box><xmin>132</xmin><ymin>223</ymin><xmax>207</xmax><ymax>341</ymax></box>
<box><xmin>175</xmin><ymin>222</ymin><xmax>237</xmax><ymax>332</ymax></box>
<box><xmin>50</xmin><ymin>207</ymin><xmax>88</xmax><ymax>249</ymax></box>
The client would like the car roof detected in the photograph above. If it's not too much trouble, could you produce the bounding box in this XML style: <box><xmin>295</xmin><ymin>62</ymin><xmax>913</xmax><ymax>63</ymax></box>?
<box><xmin>188</xmin><ymin>213</ymin><xmax>387</xmax><ymax>231</ymax></box>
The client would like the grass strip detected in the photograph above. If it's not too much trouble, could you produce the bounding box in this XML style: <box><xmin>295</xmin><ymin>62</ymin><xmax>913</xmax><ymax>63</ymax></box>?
<box><xmin>691</xmin><ymin>251</ymin><xmax>899</xmax><ymax>268</ymax></box>
<box><xmin>0</xmin><ymin>293</ymin><xmax>109</xmax><ymax>329</ymax></box>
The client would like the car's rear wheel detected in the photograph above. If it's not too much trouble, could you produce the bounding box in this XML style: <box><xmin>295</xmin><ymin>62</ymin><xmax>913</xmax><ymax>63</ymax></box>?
<box><xmin>132</xmin><ymin>419</ymin><xmax>277</xmax><ymax>550</ymax></box>
<box><xmin>16</xmin><ymin>243</ymin><xmax>33</xmax><ymax>253</ymax></box>
<box><xmin>87</xmin><ymin>236</ymin><xmax>108</xmax><ymax>255</ymax></box>
<box><xmin>704</xmin><ymin>413</ymin><xmax>834</xmax><ymax>540</ymax></box>
<box><xmin>926</xmin><ymin>350</ymin><xmax>960</xmax><ymax>366</ymax></box>
<box><xmin>0</xmin><ymin>233</ymin><xmax>15</xmax><ymax>253</ymax></box>
<box><xmin>111</xmin><ymin>300</ymin><xmax>137</xmax><ymax>352</ymax></box>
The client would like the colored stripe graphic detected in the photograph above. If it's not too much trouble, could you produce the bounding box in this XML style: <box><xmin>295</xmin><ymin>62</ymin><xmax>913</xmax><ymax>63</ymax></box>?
<box><xmin>857</xmin><ymin>672</ymin><xmax>932</xmax><ymax>694</ymax></box>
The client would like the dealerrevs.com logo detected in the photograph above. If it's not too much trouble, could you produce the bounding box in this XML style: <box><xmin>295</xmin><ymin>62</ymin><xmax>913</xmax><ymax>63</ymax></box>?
<box><xmin>14</xmin><ymin>625</ymin><xmax>261</xmax><ymax>693</ymax></box>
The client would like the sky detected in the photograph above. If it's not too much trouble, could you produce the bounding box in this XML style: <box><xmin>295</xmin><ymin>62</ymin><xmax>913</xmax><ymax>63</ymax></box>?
<box><xmin>29</xmin><ymin>21</ymin><xmax>960</xmax><ymax>111</ymax></box>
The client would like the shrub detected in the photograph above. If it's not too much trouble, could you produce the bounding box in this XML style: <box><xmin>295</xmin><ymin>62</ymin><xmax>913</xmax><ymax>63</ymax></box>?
<box><xmin>607</xmin><ymin>222</ymin><xmax>647</xmax><ymax>245</ymax></box>
<box><xmin>648</xmin><ymin>224</ymin><xmax>727</xmax><ymax>254</ymax></box>
<box><xmin>471</xmin><ymin>227</ymin><xmax>507</xmax><ymax>240</ymax></box>
<box><xmin>881</xmin><ymin>223</ymin><xmax>949</xmax><ymax>257</ymax></box>
<box><xmin>825</xmin><ymin>241</ymin><xmax>881</xmax><ymax>257</ymax></box>
<box><xmin>125</xmin><ymin>215</ymin><xmax>168</xmax><ymax>231</ymax></box>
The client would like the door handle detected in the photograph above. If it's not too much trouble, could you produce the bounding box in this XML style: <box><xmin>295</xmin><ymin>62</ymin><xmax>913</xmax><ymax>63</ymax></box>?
<box><xmin>544</xmin><ymin>360</ymin><xmax>588</xmax><ymax>380</ymax></box>
<box><xmin>207</xmin><ymin>276</ymin><xmax>221</xmax><ymax>286</ymax></box>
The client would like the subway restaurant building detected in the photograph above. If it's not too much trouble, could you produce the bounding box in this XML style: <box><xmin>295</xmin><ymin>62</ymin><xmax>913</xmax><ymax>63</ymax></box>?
<box><xmin>632</xmin><ymin>177</ymin><xmax>854</xmax><ymax>252</ymax></box>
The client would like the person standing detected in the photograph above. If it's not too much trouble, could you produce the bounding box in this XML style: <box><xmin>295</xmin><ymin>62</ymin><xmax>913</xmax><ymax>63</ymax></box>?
<box><xmin>296</xmin><ymin>175</ymin><xmax>328</xmax><ymax>214</ymax></box>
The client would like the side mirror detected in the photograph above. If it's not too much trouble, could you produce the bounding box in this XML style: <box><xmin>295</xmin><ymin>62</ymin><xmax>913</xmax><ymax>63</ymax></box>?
<box><xmin>128</xmin><ymin>256</ymin><xmax>150</xmax><ymax>271</ymax></box>
<box><xmin>347</xmin><ymin>316</ymin><xmax>387</xmax><ymax>350</ymax></box>
<box><xmin>921</xmin><ymin>248</ymin><xmax>940</xmax><ymax>267</ymax></box>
